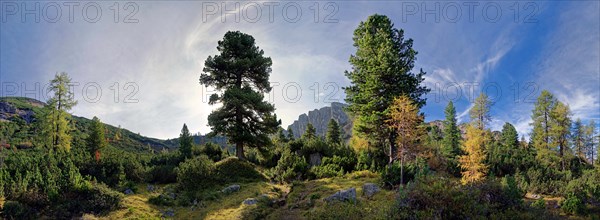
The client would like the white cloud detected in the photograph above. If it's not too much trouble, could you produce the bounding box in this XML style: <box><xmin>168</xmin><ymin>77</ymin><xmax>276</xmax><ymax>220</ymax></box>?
<box><xmin>533</xmin><ymin>1</ymin><xmax>600</xmax><ymax>123</ymax></box>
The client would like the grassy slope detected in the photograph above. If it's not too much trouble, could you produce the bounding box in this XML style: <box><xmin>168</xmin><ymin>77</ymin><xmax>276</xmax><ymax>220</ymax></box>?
<box><xmin>269</xmin><ymin>171</ymin><xmax>394</xmax><ymax>220</ymax></box>
<box><xmin>0</xmin><ymin>97</ymin><xmax>172</xmax><ymax>152</ymax></box>
<box><xmin>95</xmin><ymin>182</ymin><xmax>288</xmax><ymax>220</ymax></box>
<box><xmin>94</xmin><ymin>171</ymin><xmax>392</xmax><ymax>220</ymax></box>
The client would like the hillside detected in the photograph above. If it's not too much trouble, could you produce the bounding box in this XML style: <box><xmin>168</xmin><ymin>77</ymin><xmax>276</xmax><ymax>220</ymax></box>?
<box><xmin>0</xmin><ymin>97</ymin><xmax>227</xmax><ymax>152</ymax></box>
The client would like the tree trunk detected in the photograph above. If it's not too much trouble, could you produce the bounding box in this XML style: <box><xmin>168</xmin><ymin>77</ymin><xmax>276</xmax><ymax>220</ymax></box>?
<box><xmin>400</xmin><ymin>153</ymin><xmax>404</xmax><ymax>185</ymax></box>
<box><xmin>236</xmin><ymin>142</ymin><xmax>245</xmax><ymax>160</ymax></box>
<box><xmin>388</xmin><ymin>132</ymin><xmax>396</xmax><ymax>165</ymax></box>
<box><xmin>235</xmin><ymin>73</ymin><xmax>244</xmax><ymax>160</ymax></box>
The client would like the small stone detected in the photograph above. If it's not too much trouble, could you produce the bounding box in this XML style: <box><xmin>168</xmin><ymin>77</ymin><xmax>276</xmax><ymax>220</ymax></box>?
<box><xmin>167</xmin><ymin>192</ymin><xmax>176</xmax><ymax>199</ymax></box>
<box><xmin>222</xmin><ymin>184</ymin><xmax>241</xmax><ymax>194</ymax></box>
<box><xmin>124</xmin><ymin>189</ymin><xmax>134</xmax><ymax>195</ymax></box>
<box><xmin>147</xmin><ymin>184</ymin><xmax>155</xmax><ymax>192</ymax></box>
<box><xmin>243</xmin><ymin>198</ymin><xmax>258</xmax><ymax>205</ymax></box>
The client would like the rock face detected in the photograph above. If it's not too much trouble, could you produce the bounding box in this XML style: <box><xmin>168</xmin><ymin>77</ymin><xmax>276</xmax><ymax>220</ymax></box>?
<box><xmin>287</xmin><ymin>102</ymin><xmax>352</xmax><ymax>140</ymax></box>
<box><xmin>362</xmin><ymin>183</ymin><xmax>380</xmax><ymax>198</ymax></box>
<box><xmin>0</xmin><ymin>98</ymin><xmax>41</xmax><ymax>123</ymax></box>
<box><xmin>324</xmin><ymin>188</ymin><xmax>357</xmax><ymax>203</ymax></box>
<box><xmin>222</xmin><ymin>184</ymin><xmax>241</xmax><ymax>194</ymax></box>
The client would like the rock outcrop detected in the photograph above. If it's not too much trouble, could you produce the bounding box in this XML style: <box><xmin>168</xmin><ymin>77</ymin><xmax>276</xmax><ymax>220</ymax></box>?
<box><xmin>222</xmin><ymin>184</ymin><xmax>241</xmax><ymax>194</ymax></box>
<box><xmin>324</xmin><ymin>188</ymin><xmax>357</xmax><ymax>203</ymax></box>
<box><xmin>287</xmin><ymin>102</ymin><xmax>352</xmax><ymax>140</ymax></box>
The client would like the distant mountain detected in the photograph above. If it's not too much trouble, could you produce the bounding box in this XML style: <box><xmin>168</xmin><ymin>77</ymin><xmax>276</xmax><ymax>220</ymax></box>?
<box><xmin>286</xmin><ymin>102</ymin><xmax>353</xmax><ymax>140</ymax></box>
<box><xmin>0</xmin><ymin>97</ymin><xmax>228</xmax><ymax>152</ymax></box>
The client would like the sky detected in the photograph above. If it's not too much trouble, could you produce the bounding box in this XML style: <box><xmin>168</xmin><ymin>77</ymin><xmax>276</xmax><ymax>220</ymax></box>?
<box><xmin>1</xmin><ymin>1</ymin><xmax>599</xmax><ymax>139</ymax></box>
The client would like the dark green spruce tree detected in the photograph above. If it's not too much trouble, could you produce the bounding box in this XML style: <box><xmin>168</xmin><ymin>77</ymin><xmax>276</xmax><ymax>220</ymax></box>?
<box><xmin>87</xmin><ymin>116</ymin><xmax>107</xmax><ymax>161</ymax></box>
<box><xmin>303</xmin><ymin>123</ymin><xmax>317</xmax><ymax>140</ymax></box>
<box><xmin>200</xmin><ymin>31</ymin><xmax>281</xmax><ymax>160</ymax></box>
<box><xmin>179</xmin><ymin>123</ymin><xmax>193</xmax><ymax>159</ymax></box>
<box><xmin>441</xmin><ymin>101</ymin><xmax>461</xmax><ymax>175</ymax></box>
<box><xmin>344</xmin><ymin>14</ymin><xmax>429</xmax><ymax>164</ymax></box>
<box><xmin>287</xmin><ymin>128</ymin><xmax>295</xmax><ymax>141</ymax></box>
<box><xmin>326</xmin><ymin>119</ymin><xmax>342</xmax><ymax>144</ymax></box>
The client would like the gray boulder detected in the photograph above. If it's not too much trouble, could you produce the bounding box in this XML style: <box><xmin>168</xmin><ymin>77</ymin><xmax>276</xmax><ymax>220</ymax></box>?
<box><xmin>243</xmin><ymin>198</ymin><xmax>258</xmax><ymax>205</ymax></box>
<box><xmin>162</xmin><ymin>209</ymin><xmax>175</xmax><ymax>217</ymax></box>
<box><xmin>124</xmin><ymin>189</ymin><xmax>134</xmax><ymax>195</ymax></box>
<box><xmin>147</xmin><ymin>184</ymin><xmax>155</xmax><ymax>192</ymax></box>
<box><xmin>222</xmin><ymin>184</ymin><xmax>241</xmax><ymax>194</ymax></box>
<box><xmin>325</xmin><ymin>188</ymin><xmax>356</xmax><ymax>203</ymax></box>
<box><xmin>362</xmin><ymin>183</ymin><xmax>380</xmax><ymax>198</ymax></box>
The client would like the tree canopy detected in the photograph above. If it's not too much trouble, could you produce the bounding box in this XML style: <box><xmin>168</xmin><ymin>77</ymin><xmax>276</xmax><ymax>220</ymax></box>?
<box><xmin>200</xmin><ymin>31</ymin><xmax>281</xmax><ymax>160</ymax></box>
<box><xmin>344</xmin><ymin>14</ymin><xmax>429</xmax><ymax>164</ymax></box>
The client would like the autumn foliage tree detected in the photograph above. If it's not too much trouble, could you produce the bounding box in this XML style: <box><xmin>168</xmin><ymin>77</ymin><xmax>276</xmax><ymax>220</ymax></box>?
<box><xmin>460</xmin><ymin>93</ymin><xmax>492</xmax><ymax>185</ymax></box>
<box><xmin>386</xmin><ymin>95</ymin><xmax>425</xmax><ymax>184</ymax></box>
<box><xmin>40</xmin><ymin>72</ymin><xmax>78</xmax><ymax>151</ymax></box>
<box><xmin>459</xmin><ymin>125</ymin><xmax>489</xmax><ymax>185</ymax></box>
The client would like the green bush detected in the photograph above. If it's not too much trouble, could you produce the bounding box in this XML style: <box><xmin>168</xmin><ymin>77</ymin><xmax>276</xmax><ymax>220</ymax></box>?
<box><xmin>271</xmin><ymin>150</ymin><xmax>309</xmax><ymax>183</ymax></box>
<box><xmin>355</xmin><ymin>148</ymin><xmax>387</xmax><ymax>171</ymax></box>
<box><xmin>561</xmin><ymin>194</ymin><xmax>585</xmax><ymax>215</ymax></box>
<box><xmin>148</xmin><ymin>194</ymin><xmax>175</xmax><ymax>206</ymax></box>
<box><xmin>381</xmin><ymin>158</ymin><xmax>429</xmax><ymax>186</ymax></box>
<box><xmin>147</xmin><ymin>164</ymin><xmax>177</xmax><ymax>184</ymax></box>
<box><xmin>322</xmin><ymin>155</ymin><xmax>357</xmax><ymax>173</ymax></box>
<box><xmin>214</xmin><ymin>157</ymin><xmax>263</xmax><ymax>183</ymax></box>
<box><xmin>501</xmin><ymin>175</ymin><xmax>524</xmax><ymax>207</ymax></box>
<box><xmin>531</xmin><ymin>198</ymin><xmax>546</xmax><ymax>209</ymax></box>
<box><xmin>175</xmin><ymin>155</ymin><xmax>216</xmax><ymax>191</ymax></box>
<box><xmin>310</xmin><ymin>163</ymin><xmax>344</xmax><ymax>178</ymax></box>
<box><xmin>52</xmin><ymin>183</ymin><xmax>122</xmax><ymax>218</ymax></box>
<box><xmin>391</xmin><ymin>175</ymin><xmax>535</xmax><ymax>219</ymax></box>
<box><xmin>199</xmin><ymin>143</ymin><xmax>225</xmax><ymax>162</ymax></box>
<box><xmin>2</xmin><ymin>201</ymin><xmax>34</xmax><ymax>220</ymax></box>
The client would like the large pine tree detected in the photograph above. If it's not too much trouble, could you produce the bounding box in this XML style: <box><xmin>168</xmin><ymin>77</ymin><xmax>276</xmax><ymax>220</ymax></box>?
<box><xmin>344</xmin><ymin>14</ymin><xmax>429</xmax><ymax>165</ymax></box>
<box><xmin>200</xmin><ymin>31</ymin><xmax>281</xmax><ymax>160</ymax></box>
